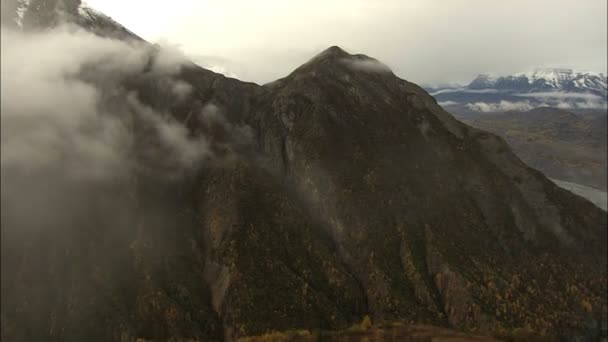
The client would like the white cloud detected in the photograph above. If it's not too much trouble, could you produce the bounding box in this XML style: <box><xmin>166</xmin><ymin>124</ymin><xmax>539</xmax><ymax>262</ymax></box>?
<box><xmin>515</xmin><ymin>92</ymin><xmax>607</xmax><ymax>109</ymax></box>
<box><xmin>343</xmin><ymin>58</ymin><xmax>392</xmax><ymax>73</ymax></box>
<box><xmin>198</xmin><ymin>103</ymin><xmax>254</xmax><ymax>148</ymax></box>
<box><xmin>465</xmin><ymin>98</ymin><xmax>607</xmax><ymax>112</ymax></box>
<box><xmin>171</xmin><ymin>80</ymin><xmax>193</xmax><ymax>100</ymax></box>
<box><xmin>0</xmin><ymin>25</ymin><xmax>208</xmax><ymax>182</ymax></box>
<box><xmin>466</xmin><ymin>100</ymin><xmax>534</xmax><ymax>113</ymax></box>
<box><xmin>430</xmin><ymin>88</ymin><xmax>501</xmax><ymax>96</ymax></box>
<box><xmin>516</xmin><ymin>91</ymin><xmax>606</xmax><ymax>100</ymax></box>
<box><xmin>0</xmin><ymin>24</ymin><xmax>258</xmax><ymax>241</ymax></box>
<box><xmin>575</xmin><ymin>100</ymin><xmax>608</xmax><ymax>109</ymax></box>
<box><xmin>556</xmin><ymin>102</ymin><xmax>574</xmax><ymax>109</ymax></box>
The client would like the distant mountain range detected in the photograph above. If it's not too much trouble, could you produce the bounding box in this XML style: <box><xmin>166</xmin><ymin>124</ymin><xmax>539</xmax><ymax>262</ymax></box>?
<box><xmin>427</xmin><ymin>69</ymin><xmax>607</xmax><ymax>113</ymax></box>
<box><xmin>468</xmin><ymin>69</ymin><xmax>607</xmax><ymax>95</ymax></box>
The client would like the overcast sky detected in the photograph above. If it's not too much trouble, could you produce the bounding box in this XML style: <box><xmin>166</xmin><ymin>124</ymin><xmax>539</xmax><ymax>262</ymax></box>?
<box><xmin>86</xmin><ymin>0</ymin><xmax>607</xmax><ymax>86</ymax></box>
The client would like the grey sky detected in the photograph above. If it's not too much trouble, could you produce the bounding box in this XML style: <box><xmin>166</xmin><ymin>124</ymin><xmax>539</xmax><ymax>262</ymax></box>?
<box><xmin>87</xmin><ymin>0</ymin><xmax>607</xmax><ymax>86</ymax></box>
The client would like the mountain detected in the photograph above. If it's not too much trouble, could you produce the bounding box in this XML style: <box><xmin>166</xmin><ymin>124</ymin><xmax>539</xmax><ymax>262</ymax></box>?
<box><xmin>468</xmin><ymin>69</ymin><xmax>607</xmax><ymax>95</ymax></box>
<box><xmin>1</xmin><ymin>3</ymin><xmax>607</xmax><ymax>341</ymax></box>
<box><xmin>429</xmin><ymin>69</ymin><xmax>607</xmax><ymax>113</ymax></box>
<box><xmin>461</xmin><ymin>107</ymin><xmax>608</xmax><ymax>192</ymax></box>
<box><xmin>0</xmin><ymin>0</ymin><xmax>141</xmax><ymax>40</ymax></box>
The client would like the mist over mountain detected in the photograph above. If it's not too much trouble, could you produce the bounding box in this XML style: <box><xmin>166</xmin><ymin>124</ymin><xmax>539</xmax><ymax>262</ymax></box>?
<box><xmin>1</xmin><ymin>1</ymin><xmax>607</xmax><ymax>341</ymax></box>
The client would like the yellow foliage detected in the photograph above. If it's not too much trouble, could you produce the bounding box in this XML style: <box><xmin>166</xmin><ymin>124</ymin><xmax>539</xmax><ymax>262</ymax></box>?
<box><xmin>361</xmin><ymin>315</ymin><xmax>373</xmax><ymax>330</ymax></box>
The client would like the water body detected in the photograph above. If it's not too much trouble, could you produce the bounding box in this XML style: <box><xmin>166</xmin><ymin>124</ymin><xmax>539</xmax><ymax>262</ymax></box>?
<box><xmin>551</xmin><ymin>178</ymin><xmax>607</xmax><ymax>211</ymax></box>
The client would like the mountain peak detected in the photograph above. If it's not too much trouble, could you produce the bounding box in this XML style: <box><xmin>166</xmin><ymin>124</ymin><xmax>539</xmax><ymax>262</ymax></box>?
<box><xmin>1</xmin><ymin>0</ymin><xmax>141</xmax><ymax>40</ymax></box>
<box><xmin>289</xmin><ymin>45</ymin><xmax>395</xmax><ymax>78</ymax></box>
<box><xmin>468</xmin><ymin>73</ymin><xmax>497</xmax><ymax>89</ymax></box>
<box><xmin>306</xmin><ymin>45</ymin><xmax>352</xmax><ymax>64</ymax></box>
<box><xmin>320</xmin><ymin>45</ymin><xmax>350</xmax><ymax>56</ymax></box>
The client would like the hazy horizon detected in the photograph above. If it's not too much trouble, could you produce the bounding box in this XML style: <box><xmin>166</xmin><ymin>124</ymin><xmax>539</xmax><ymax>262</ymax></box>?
<box><xmin>85</xmin><ymin>0</ymin><xmax>608</xmax><ymax>85</ymax></box>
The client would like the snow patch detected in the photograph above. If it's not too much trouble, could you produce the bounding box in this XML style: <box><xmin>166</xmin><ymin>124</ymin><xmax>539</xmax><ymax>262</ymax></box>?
<box><xmin>521</xmin><ymin>68</ymin><xmax>574</xmax><ymax>88</ymax></box>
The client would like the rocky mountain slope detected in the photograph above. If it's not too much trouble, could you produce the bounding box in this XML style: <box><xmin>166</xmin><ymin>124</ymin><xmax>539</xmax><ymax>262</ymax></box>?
<box><xmin>1</xmin><ymin>2</ymin><xmax>607</xmax><ymax>341</ymax></box>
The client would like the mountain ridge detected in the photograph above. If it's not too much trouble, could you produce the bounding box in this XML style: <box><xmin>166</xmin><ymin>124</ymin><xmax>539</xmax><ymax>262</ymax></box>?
<box><xmin>1</xmin><ymin>0</ymin><xmax>143</xmax><ymax>40</ymax></box>
<box><xmin>428</xmin><ymin>68</ymin><xmax>607</xmax><ymax>113</ymax></box>
<box><xmin>467</xmin><ymin>68</ymin><xmax>607</xmax><ymax>95</ymax></box>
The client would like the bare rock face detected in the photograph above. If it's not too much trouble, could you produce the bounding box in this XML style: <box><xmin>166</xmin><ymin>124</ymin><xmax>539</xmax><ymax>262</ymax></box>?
<box><xmin>1</xmin><ymin>5</ymin><xmax>606</xmax><ymax>341</ymax></box>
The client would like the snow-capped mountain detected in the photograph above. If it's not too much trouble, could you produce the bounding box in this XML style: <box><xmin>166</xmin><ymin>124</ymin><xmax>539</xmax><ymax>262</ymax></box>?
<box><xmin>1</xmin><ymin>0</ymin><xmax>141</xmax><ymax>40</ymax></box>
<box><xmin>429</xmin><ymin>68</ymin><xmax>608</xmax><ymax>113</ymax></box>
<box><xmin>468</xmin><ymin>68</ymin><xmax>607</xmax><ymax>95</ymax></box>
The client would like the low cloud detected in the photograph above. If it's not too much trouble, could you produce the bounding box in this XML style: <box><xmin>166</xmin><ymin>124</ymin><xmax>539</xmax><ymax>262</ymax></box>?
<box><xmin>466</xmin><ymin>100</ymin><xmax>535</xmax><ymax>112</ymax></box>
<box><xmin>465</xmin><ymin>98</ymin><xmax>607</xmax><ymax>112</ymax></box>
<box><xmin>516</xmin><ymin>91</ymin><xmax>606</xmax><ymax>100</ymax></box>
<box><xmin>572</xmin><ymin>100</ymin><xmax>608</xmax><ymax>109</ymax></box>
<box><xmin>430</xmin><ymin>88</ymin><xmax>501</xmax><ymax>96</ymax></box>
<box><xmin>0</xmin><ymin>23</ymin><xmax>250</xmax><ymax>242</ymax></box>
<box><xmin>198</xmin><ymin>103</ymin><xmax>254</xmax><ymax>151</ymax></box>
<box><xmin>343</xmin><ymin>58</ymin><xmax>392</xmax><ymax>73</ymax></box>
<box><xmin>125</xmin><ymin>93</ymin><xmax>212</xmax><ymax>173</ymax></box>
<box><xmin>516</xmin><ymin>91</ymin><xmax>608</xmax><ymax>110</ymax></box>
<box><xmin>171</xmin><ymin>80</ymin><xmax>193</xmax><ymax>100</ymax></box>
<box><xmin>438</xmin><ymin>100</ymin><xmax>459</xmax><ymax>107</ymax></box>
<box><xmin>0</xmin><ymin>25</ymin><xmax>207</xmax><ymax>181</ymax></box>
